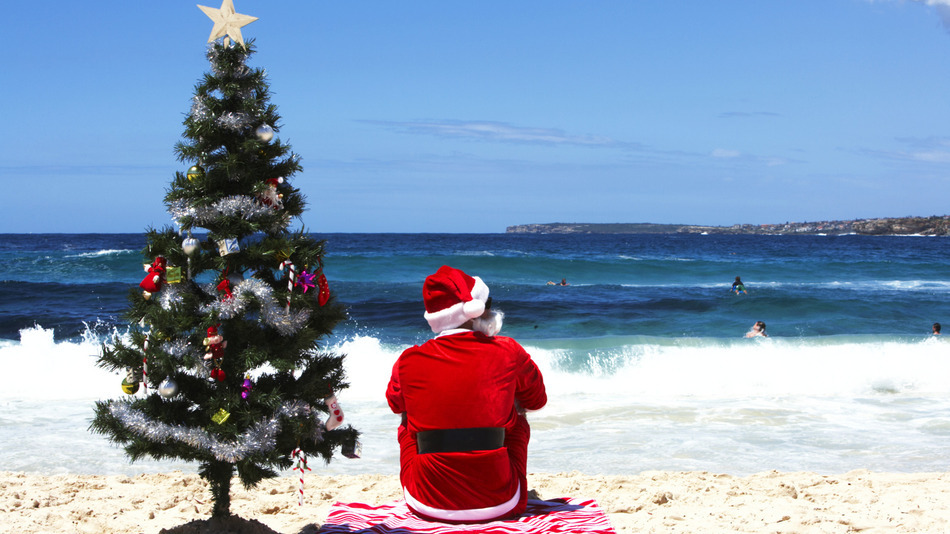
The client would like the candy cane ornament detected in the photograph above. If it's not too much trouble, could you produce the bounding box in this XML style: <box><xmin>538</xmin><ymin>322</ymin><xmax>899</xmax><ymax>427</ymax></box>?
<box><xmin>291</xmin><ymin>447</ymin><xmax>311</xmax><ymax>506</ymax></box>
<box><xmin>142</xmin><ymin>336</ymin><xmax>149</xmax><ymax>395</ymax></box>
<box><xmin>278</xmin><ymin>260</ymin><xmax>296</xmax><ymax>313</ymax></box>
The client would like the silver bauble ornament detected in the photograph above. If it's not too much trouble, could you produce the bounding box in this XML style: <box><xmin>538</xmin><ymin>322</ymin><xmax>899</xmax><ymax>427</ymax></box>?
<box><xmin>183</xmin><ymin>237</ymin><xmax>200</xmax><ymax>255</ymax></box>
<box><xmin>158</xmin><ymin>376</ymin><xmax>179</xmax><ymax>398</ymax></box>
<box><xmin>256</xmin><ymin>124</ymin><xmax>274</xmax><ymax>142</ymax></box>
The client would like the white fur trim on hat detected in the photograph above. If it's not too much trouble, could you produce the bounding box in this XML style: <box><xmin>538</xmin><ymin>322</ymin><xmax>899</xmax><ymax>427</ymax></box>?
<box><xmin>424</xmin><ymin>276</ymin><xmax>490</xmax><ymax>333</ymax></box>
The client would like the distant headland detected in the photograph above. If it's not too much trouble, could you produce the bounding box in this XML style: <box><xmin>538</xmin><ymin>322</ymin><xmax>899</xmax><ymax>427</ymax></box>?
<box><xmin>506</xmin><ymin>216</ymin><xmax>950</xmax><ymax>236</ymax></box>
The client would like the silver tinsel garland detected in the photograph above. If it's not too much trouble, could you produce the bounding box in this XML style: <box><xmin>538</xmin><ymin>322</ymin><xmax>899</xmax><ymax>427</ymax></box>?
<box><xmin>208</xmin><ymin>46</ymin><xmax>252</xmax><ymax>79</ymax></box>
<box><xmin>169</xmin><ymin>195</ymin><xmax>275</xmax><ymax>226</ymax></box>
<box><xmin>201</xmin><ymin>278</ymin><xmax>310</xmax><ymax>336</ymax></box>
<box><xmin>109</xmin><ymin>400</ymin><xmax>323</xmax><ymax>463</ymax></box>
<box><xmin>215</xmin><ymin>111</ymin><xmax>252</xmax><ymax>132</ymax></box>
<box><xmin>158</xmin><ymin>338</ymin><xmax>209</xmax><ymax>379</ymax></box>
<box><xmin>159</xmin><ymin>283</ymin><xmax>188</xmax><ymax>310</ymax></box>
<box><xmin>160</xmin><ymin>338</ymin><xmax>194</xmax><ymax>359</ymax></box>
<box><xmin>190</xmin><ymin>95</ymin><xmax>211</xmax><ymax>122</ymax></box>
<box><xmin>190</xmin><ymin>94</ymin><xmax>258</xmax><ymax>125</ymax></box>
<box><xmin>237</xmin><ymin>87</ymin><xmax>256</xmax><ymax>101</ymax></box>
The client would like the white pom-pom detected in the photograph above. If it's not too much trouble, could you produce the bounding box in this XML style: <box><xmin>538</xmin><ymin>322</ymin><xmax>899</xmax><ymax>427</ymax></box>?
<box><xmin>462</xmin><ymin>299</ymin><xmax>485</xmax><ymax>319</ymax></box>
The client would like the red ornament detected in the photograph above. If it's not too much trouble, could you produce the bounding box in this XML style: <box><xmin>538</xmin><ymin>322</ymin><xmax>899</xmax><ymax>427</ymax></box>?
<box><xmin>210</xmin><ymin>367</ymin><xmax>226</xmax><ymax>382</ymax></box>
<box><xmin>140</xmin><ymin>257</ymin><xmax>167</xmax><ymax>294</ymax></box>
<box><xmin>258</xmin><ymin>177</ymin><xmax>284</xmax><ymax>209</ymax></box>
<box><xmin>317</xmin><ymin>273</ymin><xmax>330</xmax><ymax>306</ymax></box>
<box><xmin>216</xmin><ymin>278</ymin><xmax>233</xmax><ymax>300</ymax></box>
<box><xmin>203</xmin><ymin>325</ymin><xmax>227</xmax><ymax>360</ymax></box>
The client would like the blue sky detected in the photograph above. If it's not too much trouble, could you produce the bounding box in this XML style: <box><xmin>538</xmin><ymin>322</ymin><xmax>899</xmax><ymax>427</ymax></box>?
<box><xmin>4</xmin><ymin>1</ymin><xmax>950</xmax><ymax>233</ymax></box>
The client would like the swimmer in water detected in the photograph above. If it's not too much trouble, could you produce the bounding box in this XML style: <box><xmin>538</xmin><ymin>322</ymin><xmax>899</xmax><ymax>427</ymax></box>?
<box><xmin>745</xmin><ymin>321</ymin><xmax>767</xmax><ymax>338</ymax></box>
<box><xmin>732</xmin><ymin>276</ymin><xmax>746</xmax><ymax>294</ymax></box>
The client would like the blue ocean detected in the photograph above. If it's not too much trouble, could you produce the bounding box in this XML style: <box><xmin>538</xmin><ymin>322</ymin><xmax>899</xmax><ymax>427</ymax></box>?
<box><xmin>2</xmin><ymin>232</ymin><xmax>950</xmax><ymax>477</ymax></box>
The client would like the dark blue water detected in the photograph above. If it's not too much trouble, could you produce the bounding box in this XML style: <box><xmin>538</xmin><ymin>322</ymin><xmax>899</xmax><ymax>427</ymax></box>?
<box><xmin>2</xmin><ymin>233</ymin><xmax>949</xmax><ymax>344</ymax></box>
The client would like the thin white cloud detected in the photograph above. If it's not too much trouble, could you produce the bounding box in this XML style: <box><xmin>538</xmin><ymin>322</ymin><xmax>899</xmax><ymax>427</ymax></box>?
<box><xmin>709</xmin><ymin>150</ymin><xmax>793</xmax><ymax>166</ymax></box>
<box><xmin>873</xmin><ymin>0</ymin><xmax>950</xmax><ymax>30</ymax></box>
<box><xmin>362</xmin><ymin>119</ymin><xmax>639</xmax><ymax>149</ymax></box>
<box><xmin>906</xmin><ymin>150</ymin><xmax>950</xmax><ymax>162</ymax></box>
<box><xmin>711</xmin><ymin>148</ymin><xmax>742</xmax><ymax>159</ymax></box>
<box><xmin>718</xmin><ymin>111</ymin><xmax>781</xmax><ymax>119</ymax></box>
<box><xmin>919</xmin><ymin>0</ymin><xmax>950</xmax><ymax>30</ymax></box>
<box><xmin>861</xmin><ymin>136</ymin><xmax>950</xmax><ymax>162</ymax></box>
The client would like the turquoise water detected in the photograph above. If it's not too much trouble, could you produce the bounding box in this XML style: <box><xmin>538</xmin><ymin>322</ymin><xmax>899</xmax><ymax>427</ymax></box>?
<box><xmin>2</xmin><ymin>233</ymin><xmax>950</xmax><ymax>476</ymax></box>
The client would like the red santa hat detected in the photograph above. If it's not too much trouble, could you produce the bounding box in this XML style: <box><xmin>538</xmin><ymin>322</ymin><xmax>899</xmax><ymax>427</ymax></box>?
<box><xmin>423</xmin><ymin>265</ymin><xmax>490</xmax><ymax>333</ymax></box>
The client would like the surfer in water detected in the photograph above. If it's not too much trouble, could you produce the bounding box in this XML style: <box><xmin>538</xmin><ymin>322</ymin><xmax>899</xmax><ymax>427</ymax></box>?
<box><xmin>732</xmin><ymin>276</ymin><xmax>746</xmax><ymax>294</ymax></box>
<box><xmin>745</xmin><ymin>321</ymin><xmax>768</xmax><ymax>338</ymax></box>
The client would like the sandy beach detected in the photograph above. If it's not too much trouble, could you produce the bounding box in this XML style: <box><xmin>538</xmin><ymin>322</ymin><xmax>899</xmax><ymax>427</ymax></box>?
<box><xmin>2</xmin><ymin>469</ymin><xmax>950</xmax><ymax>533</ymax></box>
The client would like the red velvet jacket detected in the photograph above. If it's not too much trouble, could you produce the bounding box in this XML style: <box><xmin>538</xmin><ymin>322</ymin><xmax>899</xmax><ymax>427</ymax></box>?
<box><xmin>387</xmin><ymin>330</ymin><xmax>547</xmax><ymax>521</ymax></box>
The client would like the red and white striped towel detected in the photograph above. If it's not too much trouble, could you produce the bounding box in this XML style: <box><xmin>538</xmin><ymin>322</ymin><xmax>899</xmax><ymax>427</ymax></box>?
<box><xmin>317</xmin><ymin>497</ymin><xmax>616</xmax><ymax>534</ymax></box>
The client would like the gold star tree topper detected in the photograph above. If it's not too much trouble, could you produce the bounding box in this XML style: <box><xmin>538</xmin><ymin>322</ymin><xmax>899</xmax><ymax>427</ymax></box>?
<box><xmin>198</xmin><ymin>0</ymin><xmax>258</xmax><ymax>48</ymax></box>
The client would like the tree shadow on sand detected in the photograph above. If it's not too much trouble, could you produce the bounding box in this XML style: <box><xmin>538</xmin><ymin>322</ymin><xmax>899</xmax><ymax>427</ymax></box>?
<box><xmin>159</xmin><ymin>515</ymin><xmax>286</xmax><ymax>534</ymax></box>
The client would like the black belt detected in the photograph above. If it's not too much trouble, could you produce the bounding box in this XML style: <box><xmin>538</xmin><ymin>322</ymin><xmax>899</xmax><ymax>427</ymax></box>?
<box><xmin>416</xmin><ymin>427</ymin><xmax>505</xmax><ymax>454</ymax></box>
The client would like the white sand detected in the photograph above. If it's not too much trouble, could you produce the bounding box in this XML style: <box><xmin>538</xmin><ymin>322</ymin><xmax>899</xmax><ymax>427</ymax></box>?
<box><xmin>2</xmin><ymin>470</ymin><xmax>950</xmax><ymax>533</ymax></box>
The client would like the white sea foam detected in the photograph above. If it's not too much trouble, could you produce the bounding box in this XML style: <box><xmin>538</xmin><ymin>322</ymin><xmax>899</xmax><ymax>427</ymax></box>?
<box><xmin>616</xmin><ymin>279</ymin><xmax>950</xmax><ymax>292</ymax></box>
<box><xmin>4</xmin><ymin>326</ymin><xmax>950</xmax><ymax>476</ymax></box>
<box><xmin>65</xmin><ymin>249</ymin><xmax>136</xmax><ymax>259</ymax></box>
<box><xmin>533</xmin><ymin>336</ymin><xmax>950</xmax><ymax>399</ymax></box>
<box><xmin>2</xmin><ymin>325</ymin><xmax>119</xmax><ymax>401</ymax></box>
<box><xmin>333</xmin><ymin>331</ymin><xmax>950</xmax><ymax>407</ymax></box>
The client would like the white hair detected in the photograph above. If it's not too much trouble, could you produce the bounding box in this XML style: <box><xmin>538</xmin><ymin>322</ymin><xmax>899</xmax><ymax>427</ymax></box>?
<box><xmin>472</xmin><ymin>310</ymin><xmax>504</xmax><ymax>337</ymax></box>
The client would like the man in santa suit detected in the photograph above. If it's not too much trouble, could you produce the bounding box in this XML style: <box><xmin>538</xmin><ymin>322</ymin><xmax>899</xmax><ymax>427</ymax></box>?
<box><xmin>386</xmin><ymin>265</ymin><xmax>547</xmax><ymax>523</ymax></box>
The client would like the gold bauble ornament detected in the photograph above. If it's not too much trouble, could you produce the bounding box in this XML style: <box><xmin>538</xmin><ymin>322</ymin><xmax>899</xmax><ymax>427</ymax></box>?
<box><xmin>187</xmin><ymin>165</ymin><xmax>204</xmax><ymax>181</ymax></box>
<box><xmin>121</xmin><ymin>377</ymin><xmax>140</xmax><ymax>395</ymax></box>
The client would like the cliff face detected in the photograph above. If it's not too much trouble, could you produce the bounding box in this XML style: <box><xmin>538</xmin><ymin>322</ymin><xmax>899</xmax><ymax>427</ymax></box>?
<box><xmin>849</xmin><ymin>217</ymin><xmax>950</xmax><ymax>236</ymax></box>
<box><xmin>506</xmin><ymin>216</ymin><xmax>950</xmax><ymax>235</ymax></box>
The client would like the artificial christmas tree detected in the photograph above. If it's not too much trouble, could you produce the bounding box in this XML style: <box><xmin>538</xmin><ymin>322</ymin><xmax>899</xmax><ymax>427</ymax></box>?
<box><xmin>91</xmin><ymin>3</ymin><xmax>358</xmax><ymax>519</ymax></box>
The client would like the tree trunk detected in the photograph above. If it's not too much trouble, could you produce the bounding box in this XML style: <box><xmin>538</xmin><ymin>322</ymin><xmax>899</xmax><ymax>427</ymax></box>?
<box><xmin>205</xmin><ymin>461</ymin><xmax>234</xmax><ymax>518</ymax></box>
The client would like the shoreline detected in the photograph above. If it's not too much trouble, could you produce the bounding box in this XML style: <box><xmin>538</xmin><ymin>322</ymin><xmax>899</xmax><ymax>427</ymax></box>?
<box><xmin>505</xmin><ymin>216</ymin><xmax>950</xmax><ymax>236</ymax></box>
<box><xmin>3</xmin><ymin>469</ymin><xmax>950</xmax><ymax>533</ymax></box>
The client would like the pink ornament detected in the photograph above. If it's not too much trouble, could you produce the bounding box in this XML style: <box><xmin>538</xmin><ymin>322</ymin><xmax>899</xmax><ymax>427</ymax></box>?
<box><xmin>295</xmin><ymin>270</ymin><xmax>316</xmax><ymax>293</ymax></box>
